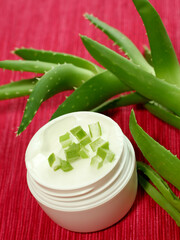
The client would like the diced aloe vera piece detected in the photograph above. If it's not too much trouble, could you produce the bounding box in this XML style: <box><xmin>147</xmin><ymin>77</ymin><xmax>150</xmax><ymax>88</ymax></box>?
<box><xmin>80</xmin><ymin>135</ymin><xmax>91</xmax><ymax>146</ymax></box>
<box><xmin>97</xmin><ymin>147</ymin><xmax>107</xmax><ymax>160</ymax></box>
<box><xmin>88</xmin><ymin>122</ymin><xmax>102</xmax><ymax>138</ymax></box>
<box><xmin>65</xmin><ymin>143</ymin><xmax>80</xmax><ymax>162</ymax></box>
<box><xmin>53</xmin><ymin>158</ymin><xmax>73</xmax><ymax>172</ymax></box>
<box><xmin>76</xmin><ymin>128</ymin><xmax>87</xmax><ymax>140</ymax></box>
<box><xmin>59</xmin><ymin>132</ymin><xmax>72</xmax><ymax>148</ymax></box>
<box><xmin>101</xmin><ymin>142</ymin><xmax>109</xmax><ymax>150</ymax></box>
<box><xmin>106</xmin><ymin>151</ymin><xmax>115</xmax><ymax>162</ymax></box>
<box><xmin>97</xmin><ymin>147</ymin><xmax>115</xmax><ymax>162</ymax></box>
<box><xmin>79</xmin><ymin>147</ymin><xmax>89</xmax><ymax>158</ymax></box>
<box><xmin>70</xmin><ymin>126</ymin><xmax>81</xmax><ymax>136</ymax></box>
<box><xmin>91</xmin><ymin>155</ymin><xmax>103</xmax><ymax>169</ymax></box>
<box><xmin>48</xmin><ymin>153</ymin><xmax>56</xmax><ymax>167</ymax></box>
<box><xmin>53</xmin><ymin>164</ymin><xmax>61</xmax><ymax>171</ymax></box>
<box><xmin>70</xmin><ymin>125</ymin><xmax>88</xmax><ymax>141</ymax></box>
<box><xmin>90</xmin><ymin>137</ymin><xmax>105</xmax><ymax>152</ymax></box>
<box><xmin>53</xmin><ymin>156</ymin><xmax>61</xmax><ymax>171</ymax></box>
<box><xmin>60</xmin><ymin>159</ymin><xmax>73</xmax><ymax>172</ymax></box>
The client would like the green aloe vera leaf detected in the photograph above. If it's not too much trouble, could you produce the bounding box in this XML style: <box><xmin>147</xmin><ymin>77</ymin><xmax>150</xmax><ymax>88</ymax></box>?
<box><xmin>129</xmin><ymin>109</ymin><xmax>180</xmax><ymax>190</ymax></box>
<box><xmin>50</xmin><ymin>70</ymin><xmax>130</xmax><ymax>120</ymax></box>
<box><xmin>143</xmin><ymin>46</ymin><xmax>153</xmax><ymax>67</ymax></box>
<box><xmin>132</xmin><ymin>0</ymin><xmax>180</xmax><ymax>86</ymax></box>
<box><xmin>0</xmin><ymin>78</ymin><xmax>38</xmax><ymax>100</ymax></box>
<box><xmin>14</xmin><ymin>48</ymin><xmax>102</xmax><ymax>74</ymax></box>
<box><xmin>93</xmin><ymin>90</ymin><xmax>180</xmax><ymax>129</ymax></box>
<box><xmin>81</xmin><ymin>35</ymin><xmax>180</xmax><ymax>116</ymax></box>
<box><xmin>84</xmin><ymin>13</ymin><xmax>154</xmax><ymax>74</ymax></box>
<box><xmin>144</xmin><ymin>102</ymin><xmax>180</xmax><ymax>130</ymax></box>
<box><xmin>137</xmin><ymin>161</ymin><xmax>180</xmax><ymax>212</ymax></box>
<box><xmin>138</xmin><ymin>174</ymin><xmax>180</xmax><ymax>227</ymax></box>
<box><xmin>0</xmin><ymin>60</ymin><xmax>57</xmax><ymax>73</ymax></box>
<box><xmin>92</xmin><ymin>92</ymin><xmax>148</xmax><ymax>112</ymax></box>
<box><xmin>17</xmin><ymin>64</ymin><xmax>94</xmax><ymax>135</ymax></box>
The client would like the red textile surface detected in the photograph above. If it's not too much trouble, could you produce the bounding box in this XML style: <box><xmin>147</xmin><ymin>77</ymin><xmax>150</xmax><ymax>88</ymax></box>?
<box><xmin>0</xmin><ymin>0</ymin><xmax>180</xmax><ymax>239</ymax></box>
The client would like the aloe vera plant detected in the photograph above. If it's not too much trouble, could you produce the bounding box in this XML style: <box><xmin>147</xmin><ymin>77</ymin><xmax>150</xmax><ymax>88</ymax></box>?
<box><xmin>0</xmin><ymin>0</ymin><xmax>179</xmax><ymax>133</ymax></box>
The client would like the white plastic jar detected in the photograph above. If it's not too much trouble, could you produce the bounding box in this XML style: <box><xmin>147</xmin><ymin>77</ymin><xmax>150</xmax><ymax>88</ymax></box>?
<box><xmin>25</xmin><ymin>112</ymin><xmax>137</xmax><ymax>232</ymax></box>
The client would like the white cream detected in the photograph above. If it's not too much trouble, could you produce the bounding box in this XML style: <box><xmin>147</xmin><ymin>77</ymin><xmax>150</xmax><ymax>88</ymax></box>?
<box><xmin>25</xmin><ymin>112</ymin><xmax>124</xmax><ymax>190</ymax></box>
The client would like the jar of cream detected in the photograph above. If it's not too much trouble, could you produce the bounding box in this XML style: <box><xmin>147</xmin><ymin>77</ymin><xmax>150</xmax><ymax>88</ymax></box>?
<box><xmin>25</xmin><ymin>111</ymin><xmax>137</xmax><ymax>232</ymax></box>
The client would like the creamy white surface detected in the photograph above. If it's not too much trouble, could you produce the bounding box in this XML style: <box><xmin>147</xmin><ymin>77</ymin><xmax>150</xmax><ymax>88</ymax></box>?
<box><xmin>25</xmin><ymin>112</ymin><xmax>124</xmax><ymax>189</ymax></box>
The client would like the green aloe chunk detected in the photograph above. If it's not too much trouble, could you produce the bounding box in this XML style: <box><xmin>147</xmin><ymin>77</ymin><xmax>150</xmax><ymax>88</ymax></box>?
<box><xmin>101</xmin><ymin>142</ymin><xmax>109</xmax><ymax>150</ymax></box>
<box><xmin>79</xmin><ymin>147</ymin><xmax>89</xmax><ymax>159</ymax></box>
<box><xmin>97</xmin><ymin>147</ymin><xmax>115</xmax><ymax>162</ymax></box>
<box><xmin>60</xmin><ymin>159</ymin><xmax>73</xmax><ymax>172</ymax></box>
<box><xmin>59</xmin><ymin>132</ymin><xmax>72</xmax><ymax>148</ymax></box>
<box><xmin>53</xmin><ymin>164</ymin><xmax>61</xmax><ymax>171</ymax></box>
<box><xmin>53</xmin><ymin>157</ymin><xmax>73</xmax><ymax>172</ymax></box>
<box><xmin>70</xmin><ymin>126</ymin><xmax>82</xmax><ymax>136</ymax></box>
<box><xmin>48</xmin><ymin>153</ymin><xmax>56</xmax><ymax>167</ymax></box>
<box><xmin>133</xmin><ymin>0</ymin><xmax>180</xmax><ymax>86</ymax></box>
<box><xmin>129</xmin><ymin>110</ymin><xmax>180</xmax><ymax>190</ymax></box>
<box><xmin>138</xmin><ymin>174</ymin><xmax>180</xmax><ymax>227</ymax></box>
<box><xmin>76</xmin><ymin>128</ymin><xmax>87</xmax><ymax>140</ymax></box>
<box><xmin>137</xmin><ymin>161</ymin><xmax>180</xmax><ymax>212</ymax></box>
<box><xmin>80</xmin><ymin>135</ymin><xmax>91</xmax><ymax>146</ymax></box>
<box><xmin>65</xmin><ymin>143</ymin><xmax>80</xmax><ymax>162</ymax></box>
<box><xmin>90</xmin><ymin>137</ymin><xmax>105</xmax><ymax>152</ymax></box>
<box><xmin>70</xmin><ymin>126</ymin><xmax>88</xmax><ymax>141</ymax></box>
<box><xmin>88</xmin><ymin>121</ymin><xmax>102</xmax><ymax>138</ymax></box>
<box><xmin>90</xmin><ymin>155</ymin><xmax>103</xmax><ymax>169</ymax></box>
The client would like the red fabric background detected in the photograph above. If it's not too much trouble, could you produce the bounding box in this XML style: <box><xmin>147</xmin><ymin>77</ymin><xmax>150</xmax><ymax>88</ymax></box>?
<box><xmin>0</xmin><ymin>0</ymin><xmax>180</xmax><ymax>239</ymax></box>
